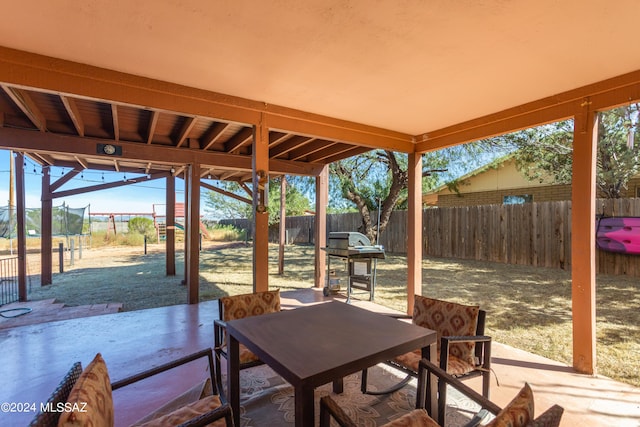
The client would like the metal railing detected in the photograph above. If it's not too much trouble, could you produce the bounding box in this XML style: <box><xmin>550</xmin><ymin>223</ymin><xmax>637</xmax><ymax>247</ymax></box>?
<box><xmin>0</xmin><ymin>256</ymin><xmax>19</xmax><ymax>306</ymax></box>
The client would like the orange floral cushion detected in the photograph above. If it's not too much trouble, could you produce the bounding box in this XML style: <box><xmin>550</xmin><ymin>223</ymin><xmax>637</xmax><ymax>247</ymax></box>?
<box><xmin>58</xmin><ymin>353</ymin><xmax>113</xmax><ymax>427</ymax></box>
<box><xmin>137</xmin><ymin>395</ymin><xmax>225</xmax><ymax>427</ymax></box>
<box><xmin>486</xmin><ymin>383</ymin><xmax>534</xmax><ymax>427</ymax></box>
<box><xmin>384</xmin><ymin>409</ymin><xmax>439</xmax><ymax>426</ymax></box>
<box><xmin>413</xmin><ymin>296</ymin><xmax>479</xmax><ymax>367</ymax></box>
<box><xmin>221</xmin><ymin>289</ymin><xmax>281</xmax><ymax>321</ymax></box>
<box><xmin>392</xmin><ymin>349</ymin><xmax>476</xmax><ymax>376</ymax></box>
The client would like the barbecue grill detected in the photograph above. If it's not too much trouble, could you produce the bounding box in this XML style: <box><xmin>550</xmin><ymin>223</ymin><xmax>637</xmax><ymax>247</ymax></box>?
<box><xmin>322</xmin><ymin>232</ymin><xmax>385</xmax><ymax>302</ymax></box>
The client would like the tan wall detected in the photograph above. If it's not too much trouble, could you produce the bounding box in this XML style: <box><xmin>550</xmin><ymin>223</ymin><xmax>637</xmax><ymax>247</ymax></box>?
<box><xmin>427</xmin><ymin>158</ymin><xmax>640</xmax><ymax>207</ymax></box>
<box><xmin>437</xmin><ymin>184</ymin><xmax>572</xmax><ymax>207</ymax></box>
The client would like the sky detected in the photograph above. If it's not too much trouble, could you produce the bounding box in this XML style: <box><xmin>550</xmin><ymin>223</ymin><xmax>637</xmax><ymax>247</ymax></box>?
<box><xmin>0</xmin><ymin>149</ymin><xmax>191</xmax><ymax>217</ymax></box>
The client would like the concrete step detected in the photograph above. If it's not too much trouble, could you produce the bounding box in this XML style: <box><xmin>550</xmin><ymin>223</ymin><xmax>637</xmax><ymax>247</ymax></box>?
<box><xmin>0</xmin><ymin>299</ymin><xmax>123</xmax><ymax>330</ymax></box>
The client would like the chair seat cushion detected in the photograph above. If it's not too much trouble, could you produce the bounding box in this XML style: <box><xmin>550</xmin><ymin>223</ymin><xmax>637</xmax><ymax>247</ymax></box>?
<box><xmin>136</xmin><ymin>395</ymin><xmax>225</xmax><ymax>427</ymax></box>
<box><xmin>220</xmin><ymin>343</ymin><xmax>261</xmax><ymax>365</ymax></box>
<box><xmin>392</xmin><ymin>349</ymin><xmax>477</xmax><ymax>376</ymax></box>
<box><xmin>383</xmin><ymin>408</ymin><xmax>439</xmax><ymax>427</ymax></box>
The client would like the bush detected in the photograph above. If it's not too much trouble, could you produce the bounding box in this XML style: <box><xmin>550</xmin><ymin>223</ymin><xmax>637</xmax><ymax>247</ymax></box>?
<box><xmin>128</xmin><ymin>217</ymin><xmax>156</xmax><ymax>240</ymax></box>
<box><xmin>210</xmin><ymin>225</ymin><xmax>246</xmax><ymax>241</ymax></box>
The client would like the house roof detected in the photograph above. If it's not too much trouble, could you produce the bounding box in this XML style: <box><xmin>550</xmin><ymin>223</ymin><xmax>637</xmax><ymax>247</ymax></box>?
<box><xmin>1</xmin><ymin>1</ymin><xmax>640</xmax><ymax>180</ymax></box>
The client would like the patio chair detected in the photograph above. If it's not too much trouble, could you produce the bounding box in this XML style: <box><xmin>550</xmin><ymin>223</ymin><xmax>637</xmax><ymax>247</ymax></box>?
<box><xmin>213</xmin><ymin>289</ymin><xmax>281</xmax><ymax>396</ymax></box>
<box><xmin>361</xmin><ymin>295</ymin><xmax>492</xmax><ymax>399</ymax></box>
<box><xmin>30</xmin><ymin>348</ymin><xmax>234</xmax><ymax>427</ymax></box>
<box><xmin>417</xmin><ymin>358</ymin><xmax>564</xmax><ymax>427</ymax></box>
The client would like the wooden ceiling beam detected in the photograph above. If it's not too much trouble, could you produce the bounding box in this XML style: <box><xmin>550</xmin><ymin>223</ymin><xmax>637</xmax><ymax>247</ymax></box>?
<box><xmin>1</xmin><ymin>85</ymin><xmax>46</xmax><ymax>131</ymax></box>
<box><xmin>73</xmin><ymin>155</ymin><xmax>89</xmax><ymax>169</ymax></box>
<box><xmin>113</xmin><ymin>159</ymin><xmax>120</xmax><ymax>172</ymax></box>
<box><xmin>288</xmin><ymin>139</ymin><xmax>332</xmax><ymax>161</ymax></box>
<box><xmin>176</xmin><ymin>116</ymin><xmax>197</xmax><ymax>148</ymax></box>
<box><xmin>111</xmin><ymin>104</ymin><xmax>119</xmax><ymax>141</ymax></box>
<box><xmin>147</xmin><ymin>110</ymin><xmax>159</xmax><ymax>144</ymax></box>
<box><xmin>224</xmin><ymin>127</ymin><xmax>253</xmax><ymax>153</ymax></box>
<box><xmin>200</xmin><ymin>181</ymin><xmax>252</xmax><ymax>205</ymax></box>
<box><xmin>50</xmin><ymin>172</ymin><xmax>166</xmax><ymax>200</ymax></box>
<box><xmin>32</xmin><ymin>152</ymin><xmax>54</xmax><ymax>165</ymax></box>
<box><xmin>60</xmin><ymin>95</ymin><xmax>85</xmax><ymax>137</ymax></box>
<box><xmin>270</xmin><ymin>135</ymin><xmax>314</xmax><ymax>158</ymax></box>
<box><xmin>269</xmin><ymin>131</ymin><xmax>290</xmax><ymax>147</ymax></box>
<box><xmin>201</xmin><ymin>122</ymin><xmax>230</xmax><ymax>150</ymax></box>
<box><xmin>50</xmin><ymin>169</ymin><xmax>81</xmax><ymax>192</ymax></box>
<box><xmin>240</xmin><ymin>182</ymin><xmax>252</xmax><ymax>196</ymax></box>
<box><xmin>320</xmin><ymin>146</ymin><xmax>372</xmax><ymax>164</ymax></box>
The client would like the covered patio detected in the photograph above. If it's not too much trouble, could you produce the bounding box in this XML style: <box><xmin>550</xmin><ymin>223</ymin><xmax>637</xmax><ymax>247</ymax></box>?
<box><xmin>2</xmin><ymin>289</ymin><xmax>639</xmax><ymax>426</ymax></box>
<box><xmin>1</xmin><ymin>1</ymin><xmax>640</xmax><ymax>424</ymax></box>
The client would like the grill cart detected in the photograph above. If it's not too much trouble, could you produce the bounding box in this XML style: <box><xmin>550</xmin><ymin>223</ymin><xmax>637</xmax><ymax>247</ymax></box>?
<box><xmin>322</xmin><ymin>232</ymin><xmax>385</xmax><ymax>302</ymax></box>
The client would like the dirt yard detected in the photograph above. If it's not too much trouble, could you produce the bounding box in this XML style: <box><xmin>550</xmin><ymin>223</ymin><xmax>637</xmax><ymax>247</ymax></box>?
<box><xmin>20</xmin><ymin>241</ymin><xmax>640</xmax><ymax>389</ymax></box>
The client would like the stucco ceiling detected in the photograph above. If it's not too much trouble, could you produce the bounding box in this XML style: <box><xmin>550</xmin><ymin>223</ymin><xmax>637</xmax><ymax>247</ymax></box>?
<box><xmin>2</xmin><ymin>0</ymin><xmax>640</xmax><ymax>135</ymax></box>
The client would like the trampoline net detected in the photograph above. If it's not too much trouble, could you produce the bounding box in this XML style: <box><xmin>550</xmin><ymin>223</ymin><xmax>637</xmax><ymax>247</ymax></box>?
<box><xmin>0</xmin><ymin>205</ymin><xmax>87</xmax><ymax>238</ymax></box>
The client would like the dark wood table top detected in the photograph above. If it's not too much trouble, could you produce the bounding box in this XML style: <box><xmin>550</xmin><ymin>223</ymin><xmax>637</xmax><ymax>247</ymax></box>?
<box><xmin>225</xmin><ymin>300</ymin><xmax>436</xmax><ymax>388</ymax></box>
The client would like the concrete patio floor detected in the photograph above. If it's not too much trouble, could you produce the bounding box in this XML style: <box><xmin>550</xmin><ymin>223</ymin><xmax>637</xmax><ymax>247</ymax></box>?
<box><xmin>1</xmin><ymin>288</ymin><xmax>638</xmax><ymax>426</ymax></box>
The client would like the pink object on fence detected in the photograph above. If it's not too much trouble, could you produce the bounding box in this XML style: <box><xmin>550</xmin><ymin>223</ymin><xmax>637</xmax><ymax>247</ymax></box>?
<box><xmin>596</xmin><ymin>217</ymin><xmax>640</xmax><ymax>255</ymax></box>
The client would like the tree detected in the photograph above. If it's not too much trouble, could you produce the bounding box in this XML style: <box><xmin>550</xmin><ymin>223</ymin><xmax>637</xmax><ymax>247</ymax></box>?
<box><xmin>204</xmin><ymin>177</ymin><xmax>311</xmax><ymax>225</ymax></box>
<box><xmin>331</xmin><ymin>151</ymin><xmax>406</xmax><ymax>243</ymax></box>
<box><xmin>330</xmin><ymin>143</ymin><xmax>493</xmax><ymax>243</ymax></box>
<box><xmin>491</xmin><ymin>104</ymin><xmax>640</xmax><ymax>198</ymax></box>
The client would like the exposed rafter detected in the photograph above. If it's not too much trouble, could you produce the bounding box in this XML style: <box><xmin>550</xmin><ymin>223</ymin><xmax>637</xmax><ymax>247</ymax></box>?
<box><xmin>270</xmin><ymin>135</ymin><xmax>314</xmax><ymax>158</ymax></box>
<box><xmin>73</xmin><ymin>155</ymin><xmax>88</xmax><ymax>169</ymax></box>
<box><xmin>1</xmin><ymin>85</ymin><xmax>46</xmax><ymax>131</ymax></box>
<box><xmin>176</xmin><ymin>116</ymin><xmax>197</xmax><ymax>148</ymax></box>
<box><xmin>60</xmin><ymin>95</ymin><xmax>85</xmax><ymax>137</ymax></box>
<box><xmin>224</xmin><ymin>127</ymin><xmax>253</xmax><ymax>153</ymax></box>
<box><xmin>147</xmin><ymin>110</ymin><xmax>158</xmax><ymax>144</ymax></box>
<box><xmin>201</xmin><ymin>122</ymin><xmax>230</xmax><ymax>150</ymax></box>
<box><xmin>111</xmin><ymin>104</ymin><xmax>119</xmax><ymax>141</ymax></box>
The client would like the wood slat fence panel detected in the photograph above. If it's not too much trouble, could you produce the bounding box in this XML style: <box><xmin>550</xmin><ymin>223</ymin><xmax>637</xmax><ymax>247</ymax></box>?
<box><xmin>219</xmin><ymin>198</ymin><xmax>640</xmax><ymax>276</ymax></box>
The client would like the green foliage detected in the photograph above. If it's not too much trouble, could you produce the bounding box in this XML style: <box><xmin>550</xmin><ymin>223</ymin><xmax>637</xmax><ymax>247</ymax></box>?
<box><xmin>128</xmin><ymin>217</ymin><xmax>156</xmax><ymax>240</ymax></box>
<box><xmin>204</xmin><ymin>177</ymin><xmax>312</xmax><ymax>225</ymax></box>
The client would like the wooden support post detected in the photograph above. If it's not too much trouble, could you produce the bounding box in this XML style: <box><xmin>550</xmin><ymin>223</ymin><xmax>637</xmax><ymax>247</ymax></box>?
<box><xmin>315</xmin><ymin>165</ymin><xmax>328</xmax><ymax>289</ymax></box>
<box><xmin>41</xmin><ymin>166</ymin><xmax>52</xmax><ymax>285</ymax></box>
<box><xmin>185</xmin><ymin>164</ymin><xmax>201</xmax><ymax>304</ymax></box>
<box><xmin>407</xmin><ymin>152</ymin><xmax>422</xmax><ymax>315</ymax></box>
<box><xmin>15</xmin><ymin>152</ymin><xmax>27</xmax><ymax>301</ymax></box>
<box><xmin>278</xmin><ymin>176</ymin><xmax>287</xmax><ymax>275</ymax></box>
<box><xmin>571</xmin><ymin>101</ymin><xmax>598</xmax><ymax>374</ymax></box>
<box><xmin>253</xmin><ymin>115</ymin><xmax>269</xmax><ymax>293</ymax></box>
<box><xmin>166</xmin><ymin>174</ymin><xmax>176</xmax><ymax>276</ymax></box>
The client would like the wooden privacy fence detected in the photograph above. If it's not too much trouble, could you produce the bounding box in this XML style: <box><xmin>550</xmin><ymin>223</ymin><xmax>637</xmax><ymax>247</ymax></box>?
<box><xmin>219</xmin><ymin>198</ymin><xmax>640</xmax><ymax>276</ymax></box>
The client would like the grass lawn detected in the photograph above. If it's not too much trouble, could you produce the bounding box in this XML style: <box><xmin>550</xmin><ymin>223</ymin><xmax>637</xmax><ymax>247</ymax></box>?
<box><xmin>26</xmin><ymin>242</ymin><xmax>640</xmax><ymax>389</ymax></box>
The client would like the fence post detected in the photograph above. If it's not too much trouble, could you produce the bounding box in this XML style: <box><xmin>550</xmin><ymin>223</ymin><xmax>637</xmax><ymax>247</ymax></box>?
<box><xmin>59</xmin><ymin>243</ymin><xmax>64</xmax><ymax>273</ymax></box>
<box><xmin>144</xmin><ymin>235</ymin><xmax>147</xmax><ymax>255</ymax></box>
<box><xmin>79</xmin><ymin>235</ymin><xmax>82</xmax><ymax>259</ymax></box>
<box><xmin>70</xmin><ymin>239</ymin><xmax>75</xmax><ymax>266</ymax></box>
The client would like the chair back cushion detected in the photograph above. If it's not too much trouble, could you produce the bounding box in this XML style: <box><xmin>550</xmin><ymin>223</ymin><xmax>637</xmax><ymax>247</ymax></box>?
<box><xmin>58</xmin><ymin>353</ymin><xmax>114</xmax><ymax>427</ymax></box>
<box><xmin>220</xmin><ymin>289</ymin><xmax>281</xmax><ymax>321</ymax></box>
<box><xmin>29</xmin><ymin>362</ymin><xmax>83</xmax><ymax>427</ymax></box>
<box><xmin>412</xmin><ymin>296</ymin><xmax>479</xmax><ymax>366</ymax></box>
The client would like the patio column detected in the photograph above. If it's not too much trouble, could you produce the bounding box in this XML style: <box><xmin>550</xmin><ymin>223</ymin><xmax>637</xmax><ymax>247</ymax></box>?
<box><xmin>407</xmin><ymin>151</ymin><xmax>422</xmax><ymax>315</ymax></box>
<box><xmin>15</xmin><ymin>152</ymin><xmax>27</xmax><ymax>301</ymax></box>
<box><xmin>185</xmin><ymin>163</ymin><xmax>200</xmax><ymax>304</ymax></box>
<box><xmin>253</xmin><ymin>115</ymin><xmax>269</xmax><ymax>293</ymax></box>
<box><xmin>571</xmin><ymin>100</ymin><xmax>597</xmax><ymax>375</ymax></box>
<box><xmin>166</xmin><ymin>174</ymin><xmax>176</xmax><ymax>276</ymax></box>
<box><xmin>315</xmin><ymin>165</ymin><xmax>328</xmax><ymax>289</ymax></box>
<box><xmin>41</xmin><ymin>166</ymin><xmax>52</xmax><ymax>285</ymax></box>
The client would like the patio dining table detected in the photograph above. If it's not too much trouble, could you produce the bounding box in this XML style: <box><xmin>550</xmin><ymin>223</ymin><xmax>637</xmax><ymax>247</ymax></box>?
<box><xmin>225</xmin><ymin>300</ymin><xmax>437</xmax><ymax>427</ymax></box>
